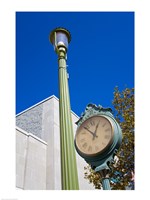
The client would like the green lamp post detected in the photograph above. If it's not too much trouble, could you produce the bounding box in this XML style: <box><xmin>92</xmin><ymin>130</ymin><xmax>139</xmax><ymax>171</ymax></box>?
<box><xmin>49</xmin><ymin>28</ymin><xmax>79</xmax><ymax>190</ymax></box>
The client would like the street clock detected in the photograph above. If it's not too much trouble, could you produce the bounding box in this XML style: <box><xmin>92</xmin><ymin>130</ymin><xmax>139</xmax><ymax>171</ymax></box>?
<box><xmin>75</xmin><ymin>104</ymin><xmax>122</xmax><ymax>169</ymax></box>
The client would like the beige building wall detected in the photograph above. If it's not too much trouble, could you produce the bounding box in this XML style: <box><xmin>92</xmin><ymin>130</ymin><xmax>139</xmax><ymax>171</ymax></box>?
<box><xmin>16</xmin><ymin>95</ymin><xmax>94</xmax><ymax>190</ymax></box>
<box><xmin>16</xmin><ymin>127</ymin><xmax>47</xmax><ymax>190</ymax></box>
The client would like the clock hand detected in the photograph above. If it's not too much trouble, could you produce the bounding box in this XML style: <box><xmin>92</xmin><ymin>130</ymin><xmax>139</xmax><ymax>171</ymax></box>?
<box><xmin>84</xmin><ymin>127</ymin><xmax>95</xmax><ymax>137</ymax></box>
<box><xmin>93</xmin><ymin>121</ymin><xmax>100</xmax><ymax>138</ymax></box>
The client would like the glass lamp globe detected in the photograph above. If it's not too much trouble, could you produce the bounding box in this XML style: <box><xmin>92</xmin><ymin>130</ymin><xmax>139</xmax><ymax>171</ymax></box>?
<box><xmin>50</xmin><ymin>27</ymin><xmax>71</xmax><ymax>52</ymax></box>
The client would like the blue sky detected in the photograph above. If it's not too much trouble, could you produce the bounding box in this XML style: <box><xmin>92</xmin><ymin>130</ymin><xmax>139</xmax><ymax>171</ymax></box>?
<box><xmin>16</xmin><ymin>12</ymin><xmax>134</xmax><ymax>116</ymax></box>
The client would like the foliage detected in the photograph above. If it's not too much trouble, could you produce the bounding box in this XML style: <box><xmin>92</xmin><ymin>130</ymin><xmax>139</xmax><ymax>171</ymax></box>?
<box><xmin>84</xmin><ymin>87</ymin><xmax>134</xmax><ymax>190</ymax></box>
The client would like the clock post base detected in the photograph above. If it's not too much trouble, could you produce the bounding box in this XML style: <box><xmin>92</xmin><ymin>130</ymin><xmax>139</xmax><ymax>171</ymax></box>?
<box><xmin>95</xmin><ymin>164</ymin><xmax>111</xmax><ymax>190</ymax></box>
<box><xmin>102</xmin><ymin>178</ymin><xmax>111</xmax><ymax>190</ymax></box>
<box><xmin>99</xmin><ymin>169</ymin><xmax>111</xmax><ymax>190</ymax></box>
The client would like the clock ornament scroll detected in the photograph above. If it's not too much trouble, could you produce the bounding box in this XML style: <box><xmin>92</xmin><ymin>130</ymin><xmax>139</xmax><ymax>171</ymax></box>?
<box><xmin>74</xmin><ymin>103</ymin><xmax>122</xmax><ymax>190</ymax></box>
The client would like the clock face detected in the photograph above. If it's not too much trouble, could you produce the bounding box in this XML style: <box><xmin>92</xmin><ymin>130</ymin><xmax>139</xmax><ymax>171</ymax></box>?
<box><xmin>75</xmin><ymin>115</ymin><xmax>114</xmax><ymax>156</ymax></box>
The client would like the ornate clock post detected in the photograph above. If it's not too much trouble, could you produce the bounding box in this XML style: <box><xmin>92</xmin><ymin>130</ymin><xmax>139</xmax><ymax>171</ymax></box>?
<box><xmin>50</xmin><ymin>28</ymin><xmax>79</xmax><ymax>190</ymax></box>
<box><xmin>75</xmin><ymin>104</ymin><xmax>122</xmax><ymax>190</ymax></box>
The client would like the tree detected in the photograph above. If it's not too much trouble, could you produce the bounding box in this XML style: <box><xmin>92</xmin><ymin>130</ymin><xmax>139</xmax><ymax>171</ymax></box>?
<box><xmin>84</xmin><ymin>87</ymin><xmax>134</xmax><ymax>190</ymax></box>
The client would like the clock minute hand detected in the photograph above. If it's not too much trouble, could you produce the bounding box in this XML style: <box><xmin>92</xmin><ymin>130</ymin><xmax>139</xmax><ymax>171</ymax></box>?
<box><xmin>84</xmin><ymin>127</ymin><xmax>94</xmax><ymax>137</ymax></box>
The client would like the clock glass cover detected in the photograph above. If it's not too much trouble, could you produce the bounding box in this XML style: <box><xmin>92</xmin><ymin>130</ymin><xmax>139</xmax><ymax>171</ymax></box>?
<box><xmin>75</xmin><ymin>115</ymin><xmax>114</xmax><ymax>156</ymax></box>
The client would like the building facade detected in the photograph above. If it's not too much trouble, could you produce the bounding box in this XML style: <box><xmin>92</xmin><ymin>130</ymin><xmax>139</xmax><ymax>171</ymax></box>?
<box><xmin>16</xmin><ymin>95</ymin><xmax>94</xmax><ymax>190</ymax></box>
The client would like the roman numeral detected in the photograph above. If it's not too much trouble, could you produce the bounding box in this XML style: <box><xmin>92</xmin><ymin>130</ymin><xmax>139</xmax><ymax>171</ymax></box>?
<box><xmin>82</xmin><ymin>143</ymin><xmax>87</xmax><ymax>149</ymax></box>
<box><xmin>90</xmin><ymin>120</ymin><xmax>95</xmax><ymax>126</ymax></box>
<box><xmin>80</xmin><ymin>138</ymin><xmax>85</xmax><ymax>143</ymax></box>
<box><xmin>95</xmin><ymin>146</ymin><xmax>99</xmax><ymax>151</ymax></box>
<box><xmin>88</xmin><ymin>146</ymin><xmax>92</xmax><ymax>152</ymax></box>
<box><xmin>102</xmin><ymin>123</ymin><xmax>106</xmax><ymax>127</ymax></box>
<box><xmin>104</xmin><ymin>135</ymin><xmax>110</xmax><ymax>139</ymax></box>
<box><xmin>102</xmin><ymin>142</ymin><xmax>106</xmax><ymax>146</ymax></box>
<box><xmin>105</xmin><ymin>128</ymin><xmax>110</xmax><ymax>132</ymax></box>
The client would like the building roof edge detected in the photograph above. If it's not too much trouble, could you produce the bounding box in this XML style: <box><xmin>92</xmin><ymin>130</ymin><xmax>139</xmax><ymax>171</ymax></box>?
<box><xmin>16</xmin><ymin>95</ymin><xmax>58</xmax><ymax>117</ymax></box>
<box><xmin>16</xmin><ymin>95</ymin><xmax>79</xmax><ymax>119</ymax></box>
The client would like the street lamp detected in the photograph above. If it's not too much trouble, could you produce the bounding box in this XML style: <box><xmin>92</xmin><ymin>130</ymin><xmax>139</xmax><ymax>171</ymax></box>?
<box><xmin>50</xmin><ymin>27</ymin><xmax>71</xmax><ymax>53</ymax></box>
<box><xmin>49</xmin><ymin>28</ymin><xmax>79</xmax><ymax>190</ymax></box>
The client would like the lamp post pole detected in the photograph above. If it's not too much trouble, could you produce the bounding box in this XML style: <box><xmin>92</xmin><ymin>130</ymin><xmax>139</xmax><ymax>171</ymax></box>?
<box><xmin>50</xmin><ymin>28</ymin><xmax>79</xmax><ymax>190</ymax></box>
<box><xmin>95</xmin><ymin>165</ymin><xmax>111</xmax><ymax>190</ymax></box>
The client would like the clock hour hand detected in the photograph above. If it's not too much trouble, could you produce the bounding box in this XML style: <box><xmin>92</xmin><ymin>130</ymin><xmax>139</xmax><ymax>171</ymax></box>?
<box><xmin>93</xmin><ymin>121</ymin><xmax>100</xmax><ymax>138</ymax></box>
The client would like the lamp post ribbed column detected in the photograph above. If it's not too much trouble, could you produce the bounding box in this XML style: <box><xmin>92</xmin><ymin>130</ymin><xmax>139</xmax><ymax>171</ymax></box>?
<box><xmin>50</xmin><ymin>28</ymin><xmax>79</xmax><ymax>190</ymax></box>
